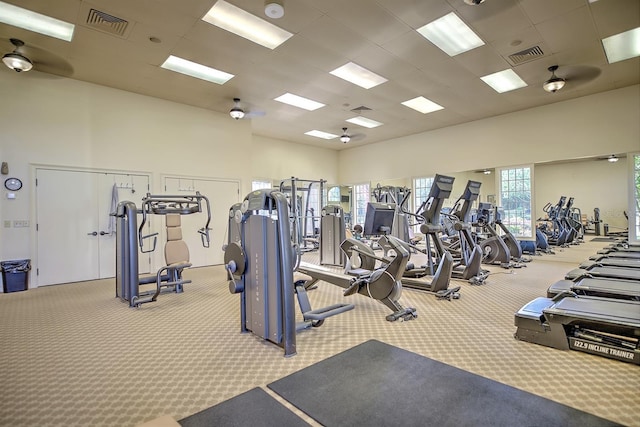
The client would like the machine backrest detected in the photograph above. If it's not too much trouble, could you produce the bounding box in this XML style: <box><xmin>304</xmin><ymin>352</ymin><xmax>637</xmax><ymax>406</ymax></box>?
<box><xmin>165</xmin><ymin>214</ymin><xmax>190</xmax><ymax>265</ymax></box>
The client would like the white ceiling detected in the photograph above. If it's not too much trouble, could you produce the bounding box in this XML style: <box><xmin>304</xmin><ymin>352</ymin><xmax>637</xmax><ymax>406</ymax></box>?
<box><xmin>1</xmin><ymin>0</ymin><xmax>638</xmax><ymax>150</ymax></box>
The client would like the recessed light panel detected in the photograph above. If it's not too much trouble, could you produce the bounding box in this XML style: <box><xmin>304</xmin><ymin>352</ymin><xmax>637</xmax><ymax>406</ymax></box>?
<box><xmin>346</xmin><ymin>116</ymin><xmax>383</xmax><ymax>128</ymax></box>
<box><xmin>202</xmin><ymin>0</ymin><xmax>293</xmax><ymax>50</ymax></box>
<box><xmin>161</xmin><ymin>55</ymin><xmax>234</xmax><ymax>85</ymax></box>
<box><xmin>0</xmin><ymin>1</ymin><xmax>75</xmax><ymax>41</ymax></box>
<box><xmin>329</xmin><ymin>62</ymin><xmax>388</xmax><ymax>89</ymax></box>
<box><xmin>275</xmin><ymin>93</ymin><xmax>325</xmax><ymax>111</ymax></box>
<box><xmin>401</xmin><ymin>96</ymin><xmax>444</xmax><ymax>114</ymax></box>
<box><xmin>480</xmin><ymin>69</ymin><xmax>527</xmax><ymax>93</ymax></box>
<box><xmin>305</xmin><ymin>130</ymin><xmax>338</xmax><ymax>140</ymax></box>
<box><xmin>602</xmin><ymin>27</ymin><xmax>640</xmax><ymax>64</ymax></box>
<box><xmin>416</xmin><ymin>12</ymin><xmax>484</xmax><ymax>56</ymax></box>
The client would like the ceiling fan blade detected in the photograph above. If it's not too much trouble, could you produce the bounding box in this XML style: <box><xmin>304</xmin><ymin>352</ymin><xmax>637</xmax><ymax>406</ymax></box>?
<box><xmin>244</xmin><ymin>110</ymin><xmax>266</xmax><ymax>119</ymax></box>
<box><xmin>562</xmin><ymin>65</ymin><xmax>601</xmax><ymax>87</ymax></box>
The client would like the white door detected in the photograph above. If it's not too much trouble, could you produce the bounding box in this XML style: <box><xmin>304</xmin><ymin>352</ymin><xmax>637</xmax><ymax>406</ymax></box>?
<box><xmin>36</xmin><ymin>169</ymin><xmax>101</xmax><ymax>285</ymax></box>
<box><xmin>163</xmin><ymin>177</ymin><xmax>240</xmax><ymax>266</ymax></box>
<box><xmin>97</xmin><ymin>173</ymin><xmax>152</xmax><ymax>277</ymax></box>
<box><xmin>36</xmin><ymin>168</ymin><xmax>151</xmax><ymax>286</ymax></box>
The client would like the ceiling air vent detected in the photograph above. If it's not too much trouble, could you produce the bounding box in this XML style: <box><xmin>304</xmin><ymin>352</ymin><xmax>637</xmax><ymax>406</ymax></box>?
<box><xmin>86</xmin><ymin>9</ymin><xmax>130</xmax><ymax>37</ymax></box>
<box><xmin>508</xmin><ymin>46</ymin><xmax>544</xmax><ymax>65</ymax></box>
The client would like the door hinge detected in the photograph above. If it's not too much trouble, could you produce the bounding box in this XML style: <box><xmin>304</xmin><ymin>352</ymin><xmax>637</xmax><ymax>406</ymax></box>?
<box><xmin>36</xmin><ymin>268</ymin><xmax>39</xmax><ymax>276</ymax></box>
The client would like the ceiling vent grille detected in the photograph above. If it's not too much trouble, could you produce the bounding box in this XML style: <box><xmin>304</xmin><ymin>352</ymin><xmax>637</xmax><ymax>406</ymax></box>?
<box><xmin>508</xmin><ymin>46</ymin><xmax>544</xmax><ymax>65</ymax></box>
<box><xmin>86</xmin><ymin>9</ymin><xmax>129</xmax><ymax>37</ymax></box>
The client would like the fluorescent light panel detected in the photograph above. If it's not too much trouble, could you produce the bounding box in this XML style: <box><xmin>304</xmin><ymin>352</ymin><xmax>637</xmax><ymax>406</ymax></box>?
<box><xmin>202</xmin><ymin>0</ymin><xmax>293</xmax><ymax>50</ymax></box>
<box><xmin>417</xmin><ymin>12</ymin><xmax>484</xmax><ymax>56</ymax></box>
<box><xmin>274</xmin><ymin>93</ymin><xmax>325</xmax><ymax>111</ymax></box>
<box><xmin>602</xmin><ymin>27</ymin><xmax>640</xmax><ymax>64</ymax></box>
<box><xmin>401</xmin><ymin>96</ymin><xmax>444</xmax><ymax>114</ymax></box>
<box><xmin>0</xmin><ymin>1</ymin><xmax>74</xmax><ymax>41</ymax></box>
<box><xmin>161</xmin><ymin>55</ymin><xmax>234</xmax><ymax>85</ymax></box>
<box><xmin>330</xmin><ymin>62</ymin><xmax>388</xmax><ymax>89</ymax></box>
<box><xmin>305</xmin><ymin>130</ymin><xmax>338</xmax><ymax>140</ymax></box>
<box><xmin>346</xmin><ymin>116</ymin><xmax>383</xmax><ymax>128</ymax></box>
<box><xmin>480</xmin><ymin>69</ymin><xmax>527</xmax><ymax>93</ymax></box>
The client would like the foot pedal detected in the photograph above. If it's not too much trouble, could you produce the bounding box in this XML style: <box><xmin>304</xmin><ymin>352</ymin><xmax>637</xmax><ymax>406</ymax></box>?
<box><xmin>436</xmin><ymin>286</ymin><xmax>461</xmax><ymax>301</ymax></box>
<box><xmin>385</xmin><ymin>307</ymin><xmax>417</xmax><ymax>322</ymax></box>
<box><xmin>343</xmin><ymin>279</ymin><xmax>361</xmax><ymax>296</ymax></box>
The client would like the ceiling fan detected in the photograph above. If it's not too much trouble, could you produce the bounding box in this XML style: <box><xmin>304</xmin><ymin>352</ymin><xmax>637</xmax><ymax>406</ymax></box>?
<box><xmin>340</xmin><ymin>127</ymin><xmax>365</xmax><ymax>143</ymax></box>
<box><xmin>229</xmin><ymin>98</ymin><xmax>265</xmax><ymax>120</ymax></box>
<box><xmin>595</xmin><ymin>154</ymin><xmax>624</xmax><ymax>163</ymax></box>
<box><xmin>1</xmin><ymin>38</ymin><xmax>73</xmax><ymax>76</ymax></box>
<box><xmin>543</xmin><ymin>64</ymin><xmax>601</xmax><ymax>92</ymax></box>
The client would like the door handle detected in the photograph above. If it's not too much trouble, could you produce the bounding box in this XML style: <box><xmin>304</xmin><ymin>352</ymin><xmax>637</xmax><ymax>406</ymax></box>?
<box><xmin>87</xmin><ymin>231</ymin><xmax>98</xmax><ymax>236</ymax></box>
<box><xmin>99</xmin><ymin>231</ymin><xmax>110</xmax><ymax>236</ymax></box>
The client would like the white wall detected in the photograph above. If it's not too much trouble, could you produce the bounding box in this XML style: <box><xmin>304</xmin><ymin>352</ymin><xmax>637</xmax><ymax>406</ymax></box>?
<box><xmin>338</xmin><ymin>85</ymin><xmax>640</xmax><ymax>184</ymax></box>
<box><xmin>0</xmin><ymin>71</ymin><xmax>338</xmax><ymax>273</ymax></box>
<box><xmin>251</xmin><ymin>134</ymin><xmax>338</xmax><ymax>187</ymax></box>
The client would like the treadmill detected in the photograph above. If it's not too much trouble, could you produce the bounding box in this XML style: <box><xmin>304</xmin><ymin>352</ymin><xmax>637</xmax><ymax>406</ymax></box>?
<box><xmin>598</xmin><ymin>245</ymin><xmax>640</xmax><ymax>255</ymax></box>
<box><xmin>579</xmin><ymin>258</ymin><xmax>640</xmax><ymax>270</ymax></box>
<box><xmin>547</xmin><ymin>277</ymin><xmax>640</xmax><ymax>301</ymax></box>
<box><xmin>515</xmin><ymin>294</ymin><xmax>640</xmax><ymax>365</ymax></box>
<box><xmin>565</xmin><ymin>266</ymin><xmax>640</xmax><ymax>281</ymax></box>
<box><xmin>590</xmin><ymin>251</ymin><xmax>640</xmax><ymax>261</ymax></box>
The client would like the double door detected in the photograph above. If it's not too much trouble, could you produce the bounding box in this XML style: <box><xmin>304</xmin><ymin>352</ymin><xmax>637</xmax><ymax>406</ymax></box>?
<box><xmin>36</xmin><ymin>168</ymin><xmax>151</xmax><ymax>286</ymax></box>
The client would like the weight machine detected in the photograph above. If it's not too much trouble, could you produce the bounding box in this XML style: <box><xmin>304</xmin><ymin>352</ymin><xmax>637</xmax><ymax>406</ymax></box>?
<box><xmin>225</xmin><ymin>189</ymin><xmax>354</xmax><ymax>357</ymax></box>
<box><xmin>279</xmin><ymin>177</ymin><xmax>326</xmax><ymax>252</ymax></box>
<box><xmin>372</xmin><ymin>184</ymin><xmax>412</xmax><ymax>243</ymax></box>
<box><xmin>115</xmin><ymin>192</ymin><xmax>211</xmax><ymax>308</ymax></box>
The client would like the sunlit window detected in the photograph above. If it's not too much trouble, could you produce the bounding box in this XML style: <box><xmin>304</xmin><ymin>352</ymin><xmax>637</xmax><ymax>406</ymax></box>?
<box><xmin>499</xmin><ymin>166</ymin><xmax>532</xmax><ymax>238</ymax></box>
<box><xmin>352</xmin><ymin>183</ymin><xmax>370</xmax><ymax>227</ymax></box>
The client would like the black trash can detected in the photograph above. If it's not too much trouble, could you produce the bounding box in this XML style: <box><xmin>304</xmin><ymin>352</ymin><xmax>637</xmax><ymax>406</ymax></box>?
<box><xmin>1</xmin><ymin>259</ymin><xmax>31</xmax><ymax>293</ymax></box>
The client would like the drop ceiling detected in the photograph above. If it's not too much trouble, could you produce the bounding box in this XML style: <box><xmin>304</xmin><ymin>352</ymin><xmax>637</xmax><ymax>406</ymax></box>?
<box><xmin>0</xmin><ymin>0</ymin><xmax>638</xmax><ymax>150</ymax></box>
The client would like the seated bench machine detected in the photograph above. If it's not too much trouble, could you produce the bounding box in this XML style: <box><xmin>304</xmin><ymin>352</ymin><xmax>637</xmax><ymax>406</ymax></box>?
<box><xmin>225</xmin><ymin>189</ymin><xmax>354</xmax><ymax>357</ymax></box>
<box><xmin>515</xmin><ymin>292</ymin><xmax>640</xmax><ymax>365</ymax></box>
<box><xmin>298</xmin><ymin>234</ymin><xmax>418</xmax><ymax>322</ymax></box>
<box><xmin>115</xmin><ymin>192</ymin><xmax>211</xmax><ymax>308</ymax></box>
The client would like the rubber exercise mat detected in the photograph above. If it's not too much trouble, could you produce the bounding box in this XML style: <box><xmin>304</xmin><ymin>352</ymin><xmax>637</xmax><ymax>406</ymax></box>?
<box><xmin>268</xmin><ymin>340</ymin><xmax>621</xmax><ymax>427</ymax></box>
<box><xmin>179</xmin><ymin>387</ymin><xmax>309</xmax><ymax>427</ymax></box>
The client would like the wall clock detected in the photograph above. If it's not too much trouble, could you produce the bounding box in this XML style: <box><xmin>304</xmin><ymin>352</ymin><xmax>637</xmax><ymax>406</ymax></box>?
<box><xmin>4</xmin><ymin>178</ymin><xmax>22</xmax><ymax>191</ymax></box>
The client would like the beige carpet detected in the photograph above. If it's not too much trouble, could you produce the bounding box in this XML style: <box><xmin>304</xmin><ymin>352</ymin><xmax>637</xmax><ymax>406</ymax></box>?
<box><xmin>0</xmin><ymin>239</ymin><xmax>638</xmax><ymax>426</ymax></box>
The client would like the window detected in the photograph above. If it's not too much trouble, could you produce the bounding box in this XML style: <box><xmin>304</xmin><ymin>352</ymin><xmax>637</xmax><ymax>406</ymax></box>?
<box><xmin>251</xmin><ymin>180</ymin><xmax>271</xmax><ymax>191</ymax></box>
<box><xmin>352</xmin><ymin>183</ymin><xmax>370</xmax><ymax>227</ymax></box>
<box><xmin>499</xmin><ymin>166</ymin><xmax>532</xmax><ymax>238</ymax></box>
<box><xmin>328</xmin><ymin>186</ymin><xmax>340</xmax><ymax>202</ymax></box>
<box><xmin>633</xmin><ymin>154</ymin><xmax>640</xmax><ymax>240</ymax></box>
<box><xmin>413</xmin><ymin>176</ymin><xmax>434</xmax><ymax>214</ymax></box>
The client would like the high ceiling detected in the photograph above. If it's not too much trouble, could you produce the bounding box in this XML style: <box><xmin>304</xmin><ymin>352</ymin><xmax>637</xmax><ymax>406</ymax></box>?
<box><xmin>1</xmin><ymin>0</ymin><xmax>638</xmax><ymax>150</ymax></box>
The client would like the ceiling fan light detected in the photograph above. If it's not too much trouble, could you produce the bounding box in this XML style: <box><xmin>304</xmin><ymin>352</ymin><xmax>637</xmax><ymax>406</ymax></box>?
<box><xmin>543</xmin><ymin>77</ymin><xmax>565</xmax><ymax>93</ymax></box>
<box><xmin>607</xmin><ymin>155</ymin><xmax>619</xmax><ymax>163</ymax></box>
<box><xmin>2</xmin><ymin>52</ymin><xmax>32</xmax><ymax>72</ymax></box>
<box><xmin>229</xmin><ymin>107</ymin><xmax>245</xmax><ymax>120</ymax></box>
<box><xmin>543</xmin><ymin>65</ymin><xmax>565</xmax><ymax>93</ymax></box>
